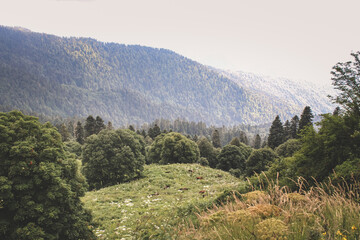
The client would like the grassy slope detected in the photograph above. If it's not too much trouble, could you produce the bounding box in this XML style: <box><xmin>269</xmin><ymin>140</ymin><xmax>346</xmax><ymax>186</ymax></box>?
<box><xmin>82</xmin><ymin>164</ymin><xmax>244</xmax><ymax>239</ymax></box>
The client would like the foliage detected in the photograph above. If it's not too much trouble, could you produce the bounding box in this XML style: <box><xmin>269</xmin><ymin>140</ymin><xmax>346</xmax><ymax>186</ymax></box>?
<box><xmin>330</xmin><ymin>51</ymin><xmax>360</xmax><ymax>116</ymax></box>
<box><xmin>211</xmin><ymin>129</ymin><xmax>221</xmax><ymax>148</ymax></box>
<box><xmin>81</xmin><ymin>164</ymin><xmax>244</xmax><ymax>239</ymax></box>
<box><xmin>63</xmin><ymin>140</ymin><xmax>82</xmax><ymax>158</ymax></box>
<box><xmin>245</xmin><ymin>148</ymin><xmax>278</xmax><ymax>177</ymax></box>
<box><xmin>0</xmin><ymin>111</ymin><xmax>94</xmax><ymax>240</ymax></box>
<box><xmin>75</xmin><ymin>121</ymin><xmax>84</xmax><ymax>144</ymax></box>
<box><xmin>229</xmin><ymin>137</ymin><xmax>241</xmax><ymax>147</ymax></box>
<box><xmin>253</xmin><ymin>134</ymin><xmax>261</xmax><ymax>149</ymax></box>
<box><xmin>298</xmin><ymin>106</ymin><xmax>314</xmax><ymax>134</ymax></box>
<box><xmin>267</xmin><ymin>115</ymin><xmax>284</xmax><ymax>149</ymax></box>
<box><xmin>197</xmin><ymin>137</ymin><xmax>218</xmax><ymax>168</ymax></box>
<box><xmin>197</xmin><ymin>157</ymin><xmax>209</xmax><ymax>166</ymax></box>
<box><xmin>216</xmin><ymin>145</ymin><xmax>246</xmax><ymax>172</ymax></box>
<box><xmin>82</xmin><ymin>129</ymin><xmax>146</xmax><ymax>189</ymax></box>
<box><xmin>147</xmin><ymin>132</ymin><xmax>200</xmax><ymax>165</ymax></box>
<box><xmin>275</xmin><ymin>138</ymin><xmax>302</xmax><ymax>158</ymax></box>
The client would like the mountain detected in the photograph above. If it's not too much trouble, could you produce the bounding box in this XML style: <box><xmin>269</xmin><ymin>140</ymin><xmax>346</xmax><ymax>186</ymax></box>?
<box><xmin>218</xmin><ymin>70</ymin><xmax>335</xmax><ymax>116</ymax></box>
<box><xmin>0</xmin><ymin>26</ymin><xmax>334</xmax><ymax>126</ymax></box>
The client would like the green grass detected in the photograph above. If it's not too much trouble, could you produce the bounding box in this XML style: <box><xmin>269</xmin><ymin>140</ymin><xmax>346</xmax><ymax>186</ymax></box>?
<box><xmin>82</xmin><ymin>163</ymin><xmax>245</xmax><ymax>239</ymax></box>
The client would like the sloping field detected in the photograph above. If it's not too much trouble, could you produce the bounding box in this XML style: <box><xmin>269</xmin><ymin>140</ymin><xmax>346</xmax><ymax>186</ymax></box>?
<box><xmin>82</xmin><ymin>164</ymin><xmax>244</xmax><ymax>239</ymax></box>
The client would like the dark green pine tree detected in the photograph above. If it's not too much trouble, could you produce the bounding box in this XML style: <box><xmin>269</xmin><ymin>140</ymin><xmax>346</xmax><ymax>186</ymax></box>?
<box><xmin>128</xmin><ymin>125</ymin><xmax>135</xmax><ymax>132</ymax></box>
<box><xmin>268</xmin><ymin>115</ymin><xmax>284</xmax><ymax>149</ymax></box>
<box><xmin>94</xmin><ymin>116</ymin><xmax>106</xmax><ymax>134</ymax></box>
<box><xmin>84</xmin><ymin>115</ymin><xmax>96</xmax><ymax>138</ymax></box>
<box><xmin>229</xmin><ymin>137</ymin><xmax>241</xmax><ymax>147</ymax></box>
<box><xmin>58</xmin><ymin>123</ymin><xmax>70</xmax><ymax>142</ymax></box>
<box><xmin>283</xmin><ymin>120</ymin><xmax>291</xmax><ymax>141</ymax></box>
<box><xmin>212</xmin><ymin>129</ymin><xmax>221</xmax><ymax>148</ymax></box>
<box><xmin>298</xmin><ymin>106</ymin><xmax>314</xmax><ymax>134</ymax></box>
<box><xmin>107</xmin><ymin>121</ymin><xmax>113</xmax><ymax>130</ymax></box>
<box><xmin>75</xmin><ymin>121</ymin><xmax>85</xmax><ymax>144</ymax></box>
<box><xmin>239</xmin><ymin>131</ymin><xmax>249</xmax><ymax>145</ymax></box>
<box><xmin>253</xmin><ymin>134</ymin><xmax>261</xmax><ymax>149</ymax></box>
<box><xmin>141</xmin><ymin>129</ymin><xmax>147</xmax><ymax>138</ymax></box>
<box><xmin>152</xmin><ymin>124</ymin><xmax>161</xmax><ymax>138</ymax></box>
<box><xmin>290</xmin><ymin>115</ymin><xmax>299</xmax><ymax>139</ymax></box>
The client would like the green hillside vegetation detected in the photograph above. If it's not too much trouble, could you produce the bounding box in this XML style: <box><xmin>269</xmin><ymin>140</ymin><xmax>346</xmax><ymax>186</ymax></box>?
<box><xmin>0</xmin><ymin>26</ymin><xmax>326</xmax><ymax>126</ymax></box>
<box><xmin>81</xmin><ymin>164</ymin><xmax>245</xmax><ymax>239</ymax></box>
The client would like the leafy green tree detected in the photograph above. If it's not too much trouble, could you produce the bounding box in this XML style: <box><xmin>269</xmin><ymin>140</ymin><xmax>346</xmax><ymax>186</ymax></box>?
<box><xmin>298</xmin><ymin>106</ymin><xmax>313</xmax><ymax>134</ymax></box>
<box><xmin>197</xmin><ymin>137</ymin><xmax>218</xmax><ymax>168</ymax></box>
<box><xmin>64</xmin><ymin>140</ymin><xmax>82</xmax><ymax>158</ymax></box>
<box><xmin>329</xmin><ymin>51</ymin><xmax>360</xmax><ymax>116</ymax></box>
<box><xmin>147</xmin><ymin>132</ymin><xmax>200</xmax><ymax>164</ymax></box>
<box><xmin>84</xmin><ymin>115</ymin><xmax>96</xmax><ymax>138</ymax></box>
<box><xmin>217</xmin><ymin>145</ymin><xmax>246</xmax><ymax>173</ymax></box>
<box><xmin>245</xmin><ymin>148</ymin><xmax>278</xmax><ymax>177</ymax></box>
<box><xmin>0</xmin><ymin>111</ymin><xmax>94</xmax><ymax>240</ymax></box>
<box><xmin>82</xmin><ymin>129</ymin><xmax>146</xmax><ymax>189</ymax></box>
<box><xmin>275</xmin><ymin>139</ymin><xmax>301</xmax><ymax>158</ymax></box>
<box><xmin>293</xmin><ymin>114</ymin><xmax>359</xmax><ymax>182</ymax></box>
<box><xmin>253</xmin><ymin>134</ymin><xmax>261</xmax><ymax>149</ymax></box>
<box><xmin>212</xmin><ymin>129</ymin><xmax>221</xmax><ymax>148</ymax></box>
<box><xmin>75</xmin><ymin>121</ymin><xmax>84</xmax><ymax>144</ymax></box>
<box><xmin>267</xmin><ymin>115</ymin><xmax>284</xmax><ymax>149</ymax></box>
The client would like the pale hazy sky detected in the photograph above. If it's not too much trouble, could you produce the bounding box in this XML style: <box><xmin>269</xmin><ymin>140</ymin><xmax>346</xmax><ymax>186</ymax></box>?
<box><xmin>1</xmin><ymin>0</ymin><xmax>360</xmax><ymax>86</ymax></box>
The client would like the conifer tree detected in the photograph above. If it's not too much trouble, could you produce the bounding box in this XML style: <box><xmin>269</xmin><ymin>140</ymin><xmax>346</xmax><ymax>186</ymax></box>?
<box><xmin>268</xmin><ymin>115</ymin><xmax>284</xmax><ymax>149</ymax></box>
<box><xmin>107</xmin><ymin>121</ymin><xmax>113</xmax><ymax>130</ymax></box>
<box><xmin>58</xmin><ymin>123</ymin><xmax>70</xmax><ymax>142</ymax></box>
<box><xmin>212</xmin><ymin>129</ymin><xmax>221</xmax><ymax>148</ymax></box>
<box><xmin>254</xmin><ymin>134</ymin><xmax>261</xmax><ymax>149</ymax></box>
<box><xmin>298</xmin><ymin>106</ymin><xmax>314</xmax><ymax>134</ymax></box>
<box><xmin>290</xmin><ymin>115</ymin><xmax>299</xmax><ymax>139</ymax></box>
<box><xmin>128</xmin><ymin>125</ymin><xmax>135</xmax><ymax>132</ymax></box>
<box><xmin>94</xmin><ymin>116</ymin><xmax>105</xmax><ymax>134</ymax></box>
<box><xmin>75</xmin><ymin>121</ymin><xmax>85</xmax><ymax>144</ymax></box>
<box><xmin>152</xmin><ymin>124</ymin><xmax>161</xmax><ymax>138</ymax></box>
<box><xmin>229</xmin><ymin>137</ymin><xmax>241</xmax><ymax>147</ymax></box>
<box><xmin>84</xmin><ymin>115</ymin><xmax>96</xmax><ymax>138</ymax></box>
<box><xmin>239</xmin><ymin>131</ymin><xmax>249</xmax><ymax>145</ymax></box>
<box><xmin>283</xmin><ymin>120</ymin><xmax>291</xmax><ymax>141</ymax></box>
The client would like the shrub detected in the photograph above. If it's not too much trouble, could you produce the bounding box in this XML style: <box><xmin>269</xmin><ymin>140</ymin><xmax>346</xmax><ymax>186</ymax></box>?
<box><xmin>147</xmin><ymin>132</ymin><xmax>200</xmax><ymax>164</ymax></box>
<box><xmin>245</xmin><ymin>148</ymin><xmax>278</xmax><ymax>177</ymax></box>
<box><xmin>217</xmin><ymin>145</ymin><xmax>246</xmax><ymax>172</ymax></box>
<box><xmin>275</xmin><ymin>138</ymin><xmax>302</xmax><ymax>158</ymax></box>
<box><xmin>0</xmin><ymin>111</ymin><xmax>94</xmax><ymax>240</ymax></box>
<box><xmin>82</xmin><ymin>129</ymin><xmax>146</xmax><ymax>189</ymax></box>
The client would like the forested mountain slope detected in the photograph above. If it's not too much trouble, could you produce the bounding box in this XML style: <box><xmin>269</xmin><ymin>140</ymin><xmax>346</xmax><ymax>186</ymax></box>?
<box><xmin>0</xmin><ymin>26</ymin><xmax>332</xmax><ymax>126</ymax></box>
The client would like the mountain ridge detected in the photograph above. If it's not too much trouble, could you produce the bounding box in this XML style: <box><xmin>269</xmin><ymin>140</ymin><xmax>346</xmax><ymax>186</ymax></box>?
<box><xmin>0</xmin><ymin>26</ymin><xmax>333</xmax><ymax>126</ymax></box>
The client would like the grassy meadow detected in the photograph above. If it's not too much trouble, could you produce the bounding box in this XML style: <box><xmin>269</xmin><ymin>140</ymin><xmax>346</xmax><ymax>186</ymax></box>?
<box><xmin>82</xmin><ymin>164</ymin><xmax>245</xmax><ymax>239</ymax></box>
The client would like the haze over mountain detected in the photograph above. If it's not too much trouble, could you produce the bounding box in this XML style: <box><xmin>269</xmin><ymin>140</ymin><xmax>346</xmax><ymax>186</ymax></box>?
<box><xmin>0</xmin><ymin>26</ymin><xmax>334</xmax><ymax>126</ymax></box>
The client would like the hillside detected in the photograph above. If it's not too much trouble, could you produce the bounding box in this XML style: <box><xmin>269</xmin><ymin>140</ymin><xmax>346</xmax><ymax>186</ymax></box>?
<box><xmin>82</xmin><ymin>164</ymin><xmax>244</xmax><ymax>239</ymax></box>
<box><xmin>219</xmin><ymin>70</ymin><xmax>335</xmax><ymax>115</ymax></box>
<box><xmin>0</xmin><ymin>26</ymin><xmax>333</xmax><ymax>126</ymax></box>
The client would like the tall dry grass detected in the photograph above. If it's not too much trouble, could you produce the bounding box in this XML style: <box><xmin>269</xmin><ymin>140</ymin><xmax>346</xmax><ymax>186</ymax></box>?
<box><xmin>176</xmin><ymin>174</ymin><xmax>360</xmax><ymax>240</ymax></box>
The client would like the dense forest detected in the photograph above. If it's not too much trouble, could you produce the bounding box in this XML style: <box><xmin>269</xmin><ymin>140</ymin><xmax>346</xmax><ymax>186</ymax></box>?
<box><xmin>0</xmin><ymin>26</ymin><xmax>333</xmax><ymax>126</ymax></box>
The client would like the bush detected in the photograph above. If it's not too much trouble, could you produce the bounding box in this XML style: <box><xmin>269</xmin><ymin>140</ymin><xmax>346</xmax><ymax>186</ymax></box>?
<box><xmin>0</xmin><ymin>111</ymin><xmax>94</xmax><ymax>240</ymax></box>
<box><xmin>246</xmin><ymin>148</ymin><xmax>278</xmax><ymax>177</ymax></box>
<box><xmin>82</xmin><ymin>129</ymin><xmax>146</xmax><ymax>189</ymax></box>
<box><xmin>275</xmin><ymin>139</ymin><xmax>301</xmax><ymax>158</ymax></box>
<box><xmin>198</xmin><ymin>157</ymin><xmax>209</xmax><ymax>166</ymax></box>
<box><xmin>217</xmin><ymin>145</ymin><xmax>246</xmax><ymax>173</ymax></box>
<box><xmin>147</xmin><ymin>132</ymin><xmax>200</xmax><ymax>164</ymax></box>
